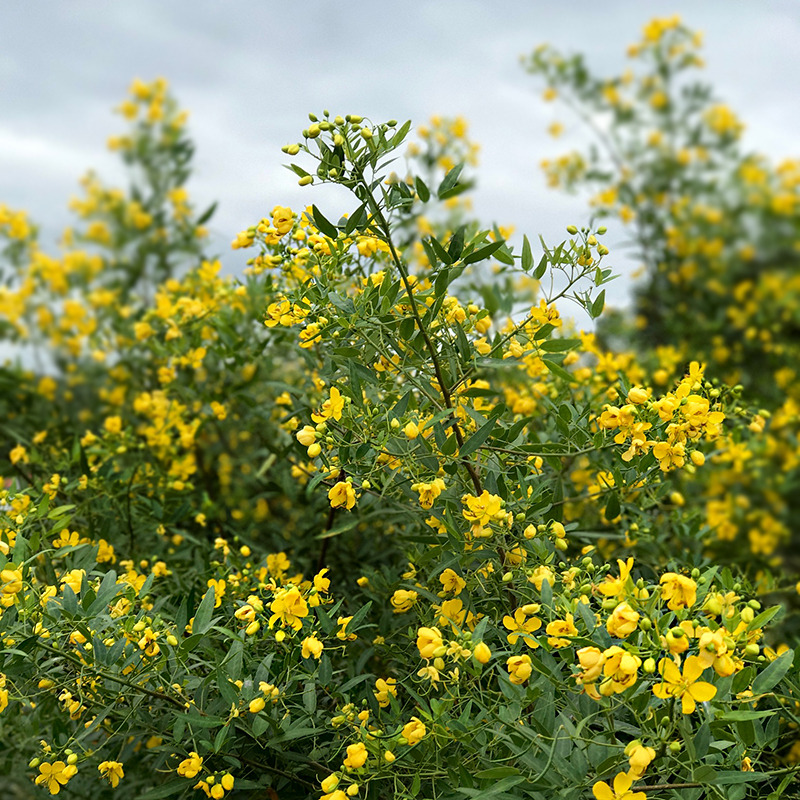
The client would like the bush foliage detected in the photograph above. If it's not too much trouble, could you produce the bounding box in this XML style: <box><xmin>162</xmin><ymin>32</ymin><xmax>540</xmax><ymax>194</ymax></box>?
<box><xmin>1</xmin><ymin>19</ymin><xmax>799</xmax><ymax>800</ymax></box>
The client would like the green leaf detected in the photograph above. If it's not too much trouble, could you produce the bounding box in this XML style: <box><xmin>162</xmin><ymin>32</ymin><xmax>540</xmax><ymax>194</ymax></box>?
<box><xmin>391</xmin><ymin>120</ymin><xmax>412</xmax><ymax>148</ymax></box>
<box><xmin>590</xmin><ymin>289</ymin><xmax>606</xmax><ymax>318</ymax></box>
<box><xmin>604</xmin><ymin>492</ymin><xmax>620</xmax><ymax>520</ymax></box>
<box><xmin>542</xmin><ymin>357</ymin><xmax>574</xmax><ymax>383</ymax></box>
<box><xmin>533</xmin><ymin>253</ymin><xmax>548</xmax><ymax>280</ymax></box>
<box><xmin>196</xmin><ymin>201</ymin><xmax>218</xmax><ymax>226</ymax></box>
<box><xmin>252</xmin><ymin>714</ymin><xmax>271</xmax><ymax>737</ymax></box>
<box><xmin>429</xmin><ymin>236</ymin><xmax>453</xmax><ymax>265</ymax></box>
<box><xmin>752</xmin><ymin>649</ymin><xmax>795</xmax><ymax>696</ymax></box>
<box><xmin>415</xmin><ymin>176</ymin><xmax>430</xmax><ymax>203</ymax></box>
<box><xmin>448</xmin><ymin>227</ymin><xmax>466</xmax><ymax>261</ymax></box>
<box><xmin>521</xmin><ymin>235</ymin><xmax>533</xmax><ymax>271</ymax></box>
<box><xmin>312</xmin><ymin>205</ymin><xmax>339</xmax><ymax>238</ymax></box>
<box><xmin>493</xmin><ymin>246</ymin><xmax>515</xmax><ymax>266</ymax></box>
<box><xmin>348</xmin><ymin>601</ymin><xmax>373</xmax><ymax>634</ymax></box>
<box><xmin>421</xmin><ymin>237</ymin><xmax>439</xmax><ymax>267</ymax></box>
<box><xmin>475</xmin><ymin>767</ymin><xmax>521</xmax><ymax>779</ymax></box>
<box><xmin>463</xmin><ymin>240</ymin><xmax>505</xmax><ymax>265</ymax></box>
<box><xmin>717</xmin><ymin>709</ymin><xmax>776</xmax><ymax>721</ymax></box>
<box><xmin>456</xmin><ymin>775</ymin><xmax>525</xmax><ymax>797</ymax></box>
<box><xmin>539</xmin><ymin>338</ymin><xmax>580</xmax><ymax>352</ymax></box>
<box><xmin>193</xmin><ymin>586</ymin><xmax>215</xmax><ymax>636</ymax></box>
<box><xmin>88</xmin><ymin>570</ymin><xmax>119</xmax><ymax>616</ymax></box>
<box><xmin>438</xmin><ymin>163</ymin><xmax>465</xmax><ymax>199</ymax></box>
<box><xmin>459</xmin><ymin>418</ymin><xmax>497</xmax><ymax>459</ymax></box>
<box><xmin>139</xmin><ymin>781</ymin><xmax>187</xmax><ymax>800</ymax></box>
<box><xmin>344</xmin><ymin>203</ymin><xmax>367</xmax><ymax>235</ymax></box>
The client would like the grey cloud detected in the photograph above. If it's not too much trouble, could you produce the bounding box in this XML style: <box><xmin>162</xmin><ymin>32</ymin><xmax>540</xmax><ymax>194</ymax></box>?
<box><xmin>2</xmin><ymin>0</ymin><xmax>799</xmax><ymax>313</ymax></box>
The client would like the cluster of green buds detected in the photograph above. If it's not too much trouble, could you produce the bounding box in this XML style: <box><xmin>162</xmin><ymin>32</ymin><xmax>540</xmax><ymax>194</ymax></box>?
<box><xmin>282</xmin><ymin>111</ymin><xmax>403</xmax><ymax>189</ymax></box>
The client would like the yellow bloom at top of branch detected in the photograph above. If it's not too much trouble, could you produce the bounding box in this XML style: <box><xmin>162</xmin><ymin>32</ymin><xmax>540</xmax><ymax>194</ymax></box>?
<box><xmin>597</xmin><ymin>557</ymin><xmax>634</xmax><ymax>601</ymax></box>
<box><xmin>412</xmin><ymin>478</ymin><xmax>445</xmax><ymax>510</ymax></box>
<box><xmin>312</xmin><ymin>387</ymin><xmax>345</xmax><ymax>423</ymax></box>
<box><xmin>546</xmin><ymin>613</ymin><xmax>578</xmax><ymax>647</ymax></box>
<box><xmin>652</xmin><ymin>655</ymin><xmax>717</xmax><ymax>713</ymax></box>
<box><xmin>592</xmin><ymin>771</ymin><xmax>646</xmax><ymax>800</ymax></box>
<box><xmin>35</xmin><ymin>760</ymin><xmax>78</xmax><ymax>795</ymax></box>
<box><xmin>659</xmin><ymin>572</ymin><xmax>697</xmax><ymax>610</ymax></box>
<box><xmin>269</xmin><ymin>586</ymin><xmax>309</xmax><ymax>631</ymax></box>
<box><xmin>506</xmin><ymin>654</ymin><xmax>533</xmax><ymax>685</ymax></box>
<box><xmin>98</xmin><ymin>760</ymin><xmax>125</xmax><ymax>788</ymax></box>
<box><xmin>328</xmin><ymin>481</ymin><xmax>357</xmax><ymax>511</ymax></box>
<box><xmin>416</xmin><ymin>626</ymin><xmax>444</xmax><ymax>659</ymax></box>
<box><xmin>461</xmin><ymin>491</ymin><xmax>503</xmax><ymax>527</ymax></box>
<box><xmin>439</xmin><ymin>568</ymin><xmax>466</xmax><ymax>594</ymax></box>
<box><xmin>502</xmin><ymin>608</ymin><xmax>542</xmax><ymax>648</ymax></box>
<box><xmin>401</xmin><ymin>717</ymin><xmax>427</xmax><ymax>746</ymax></box>
<box><xmin>176</xmin><ymin>752</ymin><xmax>203</xmax><ymax>779</ymax></box>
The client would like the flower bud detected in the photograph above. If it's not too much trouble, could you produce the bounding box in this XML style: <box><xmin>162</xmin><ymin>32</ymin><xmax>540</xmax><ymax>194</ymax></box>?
<box><xmin>473</xmin><ymin>642</ymin><xmax>491</xmax><ymax>664</ymax></box>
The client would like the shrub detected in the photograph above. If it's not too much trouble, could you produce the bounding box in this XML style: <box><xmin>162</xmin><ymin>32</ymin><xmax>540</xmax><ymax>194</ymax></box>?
<box><xmin>0</xmin><ymin>76</ymin><xmax>798</xmax><ymax>799</ymax></box>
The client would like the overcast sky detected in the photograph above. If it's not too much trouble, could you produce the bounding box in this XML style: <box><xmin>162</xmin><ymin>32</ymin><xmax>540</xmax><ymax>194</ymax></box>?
<box><xmin>2</xmin><ymin>1</ymin><xmax>799</xmax><ymax>312</ymax></box>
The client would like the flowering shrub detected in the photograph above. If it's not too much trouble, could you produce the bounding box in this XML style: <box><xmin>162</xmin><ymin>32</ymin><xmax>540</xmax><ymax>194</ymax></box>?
<box><xmin>525</xmin><ymin>18</ymin><xmax>800</xmax><ymax>637</ymax></box>
<box><xmin>1</xmin><ymin>75</ymin><xmax>799</xmax><ymax>798</ymax></box>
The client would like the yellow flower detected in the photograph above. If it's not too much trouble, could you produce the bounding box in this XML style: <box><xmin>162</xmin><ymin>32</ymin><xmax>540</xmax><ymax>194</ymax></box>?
<box><xmin>625</xmin><ymin>741</ymin><xmax>656</xmax><ymax>778</ymax></box>
<box><xmin>473</xmin><ymin>642</ymin><xmax>492</xmax><ymax>664</ymax></box>
<box><xmin>312</xmin><ymin>387</ymin><xmax>345</xmax><ymax>423</ymax></box>
<box><xmin>301</xmin><ymin>635</ymin><xmax>324</xmax><ymax>659</ymax></box>
<box><xmin>296</xmin><ymin>425</ymin><xmax>317</xmax><ymax>447</ymax></box>
<box><xmin>98</xmin><ymin>760</ymin><xmax>125</xmax><ymax>788</ymax></box>
<box><xmin>659</xmin><ymin>573</ymin><xmax>697</xmax><ymax>610</ymax></box>
<box><xmin>328</xmin><ymin>481</ymin><xmax>357</xmax><ymax>510</ymax></box>
<box><xmin>177</xmin><ymin>751</ymin><xmax>204</xmax><ymax>778</ymax></box>
<box><xmin>403</xmin><ymin>421</ymin><xmax>420</xmax><ymax>439</ymax></box>
<box><xmin>439</xmin><ymin>568</ymin><xmax>466</xmax><ymax>594</ymax></box>
<box><xmin>528</xmin><ymin>566</ymin><xmax>555</xmax><ymax>592</ymax></box>
<box><xmin>576</xmin><ymin>646</ymin><xmax>606</xmax><ymax>684</ymax></box>
<box><xmin>1</xmin><ymin>567</ymin><xmax>23</xmax><ymax>607</ymax></box>
<box><xmin>597</xmin><ymin>558</ymin><xmax>634</xmax><ymax>600</ymax></box>
<box><xmin>461</xmin><ymin>491</ymin><xmax>503</xmax><ymax>527</ymax></box>
<box><xmin>9</xmin><ymin>445</ymin><xmax>28</xmax><ymax>465</ymax></box>
<box><xmin>507</xmin><ymin>654</ymin><xmax>533</xmax><ymax>684</ymax></box>
<box><xmin>599</xmin><ymin>646</ymin><xmax>640</xmax><ymax>695</ymax></box>
<box><xmin>390</xmin><ymin>589</ymin><xmax>418</xmax><ymax>614</ymax></box>
<box><xmin>592</xmin><ymin>771</ymin><xmax>646</xmax><ymax>800</ymax></box>
<box><xmin>401</xmin><ymin>717</ymin><xmax>427</xmax><ymax>745</ymax></box>
<box><xmin>412</xmin><ymin>478</ymin><xmax>446</xmax><ymax>510</ymax></box>
<box><xmin>343</xmin><ymin>742</ymin><xmax>368</xmax><ymax>769</ymax></box>
<box><xmin>60</xmin><ymin>569</ymin><xmax>85</xmax><ymax>596</ymax></box>
<box><xmin>35</xmin><ymin>761</ymin><xmax>78</xmax><ymax>795</ymax></box>
<box><xmin>651</xmin><ymin>441</ymin><xmax>685</xmax><ymax>471</ymax></box>
<box><xmin>416</xmin><ymin>626</ymin><xmax>444</xmax><ymax>659</ymax></box>
<box><xmin>606</xmin><ymin>602</ymin><xmax>640</xmax><ymax>638</ymax></box>
<box><xmin>269</xmin><ymin>586</ymin><xmax>309</xmax><ymax>631</ymax></box>
<box><xmin>652</xmin><ymin>655</ymin><xmax>717</xmax><ymax>714</ymax></box>
<box><xmin>104</xmin><ymin>415</ymin><xmax>123</xmax><ymax>434</ymax></box>
<box><xmin>503</xmin><ymin>608</ymin><xmax>542</xmax><ymax>648</ymax></box>
<box><xmin>249</xmin><ymin>697</ymin><xmax>266</xmax><ymax>714</ymax></box>
<box><xmin>545</xmin><ymin>613</ymin><xmax>578</xmax><ymax>647</ymax></box>
<box><xmin>374</xmin><ymin>677</ymin><xmax>398</xmax><ymax>707</ymax></box>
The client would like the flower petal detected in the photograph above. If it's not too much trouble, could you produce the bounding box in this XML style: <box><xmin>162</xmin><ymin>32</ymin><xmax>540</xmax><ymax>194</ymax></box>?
<box><xmin>689</xmin><ymin>681</ymin><xmax>717</xmax><ymax>703</ymax></box>
<box><xmin>683</xmin><ymin>654</ymin><xmax>706</xmax><ymax>683</ymax></box>
<box><xmin>592</xmin><ymin>781</ymin><xmax>614</xmax><ymax>800</ymax></box>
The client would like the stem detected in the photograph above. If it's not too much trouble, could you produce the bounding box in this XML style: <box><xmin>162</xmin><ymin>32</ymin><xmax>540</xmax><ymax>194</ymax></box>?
<box><xmin>37</xmin><ymin>640</ymin><xmax>186</xmax><ymax>711</ymax></box>
<box><xmin>355</xmin><ymin>169</ymin><xmax>483</xmax><ymax>496</ymax></box>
